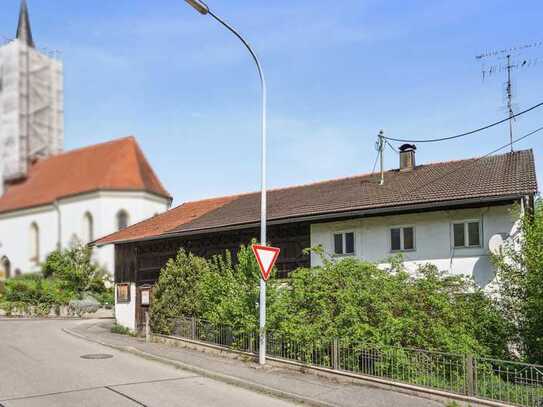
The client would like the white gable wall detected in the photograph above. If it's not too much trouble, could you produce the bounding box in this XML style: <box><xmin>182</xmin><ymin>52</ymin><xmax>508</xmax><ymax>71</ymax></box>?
<box><xmin>0</xmin><ymin>190</ymin><xmax>169</xmax><ymax>276</ymax></box>
<box><xmin>310</xmin><ymin>204</ymin><xmax>518</xmax><ymax>287</ymax></box>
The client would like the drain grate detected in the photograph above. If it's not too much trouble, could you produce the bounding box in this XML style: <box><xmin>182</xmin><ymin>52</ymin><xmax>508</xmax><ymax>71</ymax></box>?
<box><xmin>80</xmin><ymin>354</ymin><xmax>114</xmax><ymax>360</ymax></box>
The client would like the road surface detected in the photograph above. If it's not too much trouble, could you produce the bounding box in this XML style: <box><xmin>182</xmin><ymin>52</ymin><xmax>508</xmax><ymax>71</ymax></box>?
<box><xmin>0</xmin><ymin>320</ymin><xmax>296</xmax><ymax>407</ymax></box>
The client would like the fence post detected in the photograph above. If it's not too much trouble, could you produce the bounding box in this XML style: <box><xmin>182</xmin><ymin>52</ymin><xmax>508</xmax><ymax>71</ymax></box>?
<box><xmin>465</xmin><ymin>354</ymin><xmax>475</xmax><ymax>396</ymax></box>
<box><xmin>145</xmin><ymin>311</ymin><xmax>150</xmax><ymax>343</ymax></box>
<box><xmin>191</xmin><ymin>317</ymin><xmax>196</xmax><ymax>340</ymax></box>
<box><xmin>248</xmin><ymin>332</ymin><xmax>254</xmax><ymax>354</ymax></box>
<box><xmin>332</xmin><ymin>338</ymin><xmax>339</xmax><ymax>370</ymax></box>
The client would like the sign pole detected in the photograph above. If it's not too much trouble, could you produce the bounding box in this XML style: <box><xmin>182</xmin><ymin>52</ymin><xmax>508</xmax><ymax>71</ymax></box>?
<box><xmin>259</xmin><ymin>277</ymin><xmax>266</xmax><ymax>365</ymax></box>
<box><xmin>259</xmin><ymin>52</ymin><xmax>268</xmax><ymax>366</ymax></box>
<box><xmin>252</xmin><ymin>245</ymin><xmax>280</xmax><ymax>366</ymax></box>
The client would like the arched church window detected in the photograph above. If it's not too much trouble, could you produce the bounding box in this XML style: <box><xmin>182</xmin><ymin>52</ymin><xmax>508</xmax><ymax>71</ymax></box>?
<box><xmin>30</xmin><ymin>222</ymin><xmax>40</xmax><ymax>264</ymax></box>
<box><xmin>117</xmin><ymin>210</ymin><xmax>130</xmax><ymax>231</ymax></box>
<box><xmin>0</xmin><ymin>256</ymin><xmax>10</xmax><ymax>279</ymax></box>
<box><xmin>83</xmin><ymin>212</ymin><xmax>94</xmax><ymax>243</ymax></box>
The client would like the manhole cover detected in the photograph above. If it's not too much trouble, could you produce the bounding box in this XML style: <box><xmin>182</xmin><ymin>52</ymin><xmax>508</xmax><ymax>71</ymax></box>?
<box><xmin>80</xmin><ymin>354</ymin><xmax>114</xmax><ymax>360</ymax></box>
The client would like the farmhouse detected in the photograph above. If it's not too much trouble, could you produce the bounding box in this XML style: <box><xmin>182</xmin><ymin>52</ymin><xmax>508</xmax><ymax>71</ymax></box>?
<box><xmin>95</xmin><ymin>147</ymin><xmax>537</xmax><ymax>331</ymax></box>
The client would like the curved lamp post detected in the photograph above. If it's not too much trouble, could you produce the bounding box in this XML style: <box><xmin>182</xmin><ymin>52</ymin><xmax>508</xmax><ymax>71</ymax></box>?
<box><xmin>184</xmin><ymin>0</ymin><xmax>268</xmax><ymax>365</ymax></box>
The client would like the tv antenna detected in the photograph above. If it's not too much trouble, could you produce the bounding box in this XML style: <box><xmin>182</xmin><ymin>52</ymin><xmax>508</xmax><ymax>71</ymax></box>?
<box><xmin>476</xmin><ymin>41</ymin><xmax>541</xmax><ymax>151</ymax></box>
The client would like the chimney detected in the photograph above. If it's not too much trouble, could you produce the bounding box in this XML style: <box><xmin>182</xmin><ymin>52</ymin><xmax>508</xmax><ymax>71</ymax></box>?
<box><xmin>399</xmin><ymin>144</ymin><xmax>416</xmax><ymax>171</ymax></box>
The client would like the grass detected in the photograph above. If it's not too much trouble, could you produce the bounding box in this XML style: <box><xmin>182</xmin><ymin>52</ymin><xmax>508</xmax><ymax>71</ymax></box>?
<box><xmin>111</xmin><ymin>323</ymin><xmax>137</xmax><ymax>337</ymax></box>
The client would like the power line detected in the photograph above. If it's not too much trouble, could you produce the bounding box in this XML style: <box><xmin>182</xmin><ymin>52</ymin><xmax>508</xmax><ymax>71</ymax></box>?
<box><xmin>385</xmin><ymin>140</ymin><xmax>399</xmax><ymax>155</ymax></box>
<box><xmin>383</xmin><ymin>101</ymin><xmax>543</xmax><ymax>143</ymax></box>
<box><xmin>371</xmin><ymin>149</ymin><xmax>380</xmax><ymax>174</ymax></box>
<box><xmin>396</xmin><ymin>126</ymin><xmax>543</xmax><ymax>197</ymax></box>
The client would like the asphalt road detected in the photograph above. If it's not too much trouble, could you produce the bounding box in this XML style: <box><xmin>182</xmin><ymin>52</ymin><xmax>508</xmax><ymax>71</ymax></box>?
<box><xmin>0</xmin><ymin>320</ymin><xmax>296</xmax><ymax>407</ymax></box>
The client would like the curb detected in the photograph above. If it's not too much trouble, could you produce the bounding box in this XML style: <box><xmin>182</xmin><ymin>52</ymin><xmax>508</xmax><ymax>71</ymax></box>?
<box><xmin>62</xmin><ymin>326</ymin><xmax>335</xmax><ymax>407</ymax></box>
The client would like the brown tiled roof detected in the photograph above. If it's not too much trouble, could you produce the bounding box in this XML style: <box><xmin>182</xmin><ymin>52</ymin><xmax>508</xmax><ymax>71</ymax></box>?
<box><xmin>94</xmin><ymin>149</ymin><xmax>537</xmax><ymax>246</ymax></box>
<box><xmin>0</xmin><ymin>136</ymin><xmax>171</xmax><ymax>214</ymax></box>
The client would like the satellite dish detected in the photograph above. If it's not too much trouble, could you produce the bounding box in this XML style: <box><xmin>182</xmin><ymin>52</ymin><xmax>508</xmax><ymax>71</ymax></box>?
<box><xmin>489</xmin><ymin>234</ymin><xmax>505</xmax><ymax>255</ymax></box>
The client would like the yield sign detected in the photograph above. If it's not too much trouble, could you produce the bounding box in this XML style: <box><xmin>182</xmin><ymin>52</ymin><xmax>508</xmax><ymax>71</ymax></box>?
<box><xmin>252</xmin><ymin>245</ymin><xmax>281</xmax><ymax>281</ymax></box>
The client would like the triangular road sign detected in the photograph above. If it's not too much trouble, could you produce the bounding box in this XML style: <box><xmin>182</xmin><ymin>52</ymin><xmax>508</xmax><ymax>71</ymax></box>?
<box><xmin>252</xmin><ymin>244</ymin><xmax>281</xmax><ymax>281</ymax></box>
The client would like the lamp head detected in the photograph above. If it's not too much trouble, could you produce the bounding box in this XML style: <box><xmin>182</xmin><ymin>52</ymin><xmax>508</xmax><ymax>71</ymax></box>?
<box><xmin>185</xmin><ymin>0</ymin><xmax>209</xmax><ymax>15</ymax></box>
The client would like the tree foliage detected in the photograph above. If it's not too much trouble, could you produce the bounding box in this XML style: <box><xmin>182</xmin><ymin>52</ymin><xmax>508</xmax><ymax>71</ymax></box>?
<box><xmin>492</xmin><ymin>199</ymin><xmax>543</xmax><ymax>363</ymax></box>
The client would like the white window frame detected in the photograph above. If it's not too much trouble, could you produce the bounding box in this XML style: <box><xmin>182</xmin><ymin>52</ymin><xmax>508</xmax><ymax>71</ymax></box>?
<box><xmin>389</xmin><ymin>225</ymin><xmax>416</xmax><ymax>253</ymax></box>
<box><xmin>451</xmin><ymin>219</ymin><xmax>482</xmax><ymax>249</ymax></box>
<box><xmin>332</xmin><ymin>231</ymin><xmax>356</xmax><ymax>256</ymax></box>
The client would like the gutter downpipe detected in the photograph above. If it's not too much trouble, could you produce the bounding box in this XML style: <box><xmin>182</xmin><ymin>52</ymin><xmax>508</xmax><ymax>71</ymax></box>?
<box><xmin>54</xmin><ymin>200</ymin><xmax>61</xmax><ymax>250</ymax></box>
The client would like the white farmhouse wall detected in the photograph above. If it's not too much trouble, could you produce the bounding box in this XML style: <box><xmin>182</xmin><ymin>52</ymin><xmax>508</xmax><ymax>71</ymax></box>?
<box><xmin>310</xmin><ymin>205</ymin><xmax>517</xmax><ymax>287</ymax></box>
<box><xmin>115</xmin><ymin>283</ymin><xmax>137</xmax><ymax>331</ymax></box>
<box><xmin>0</xmin><ymin>191</ymin><xmax>169</xmax><ymax>276</ymax></box>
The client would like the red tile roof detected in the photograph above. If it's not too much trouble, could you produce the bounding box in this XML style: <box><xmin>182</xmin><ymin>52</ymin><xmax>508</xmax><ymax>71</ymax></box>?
<box><xmin>94</xmin><ymin>149</ymin><xmax>537</xmax><ymax>246</ymax></box>
<box><xmin>0</xmin><ymin>136</ymin><xmax>171</xmax><ymax>214</ymax></box>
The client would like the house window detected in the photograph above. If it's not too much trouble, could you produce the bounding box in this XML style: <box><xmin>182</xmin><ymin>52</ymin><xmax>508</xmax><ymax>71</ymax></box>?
<box><xmin>29</xmin><ymin>222</ymin><xmax>40</xmax><ymax>264</ymax></box>
<box><xmin>83</xmin><ymin>212</ymin><xmax>94</xmax><ymax>243</ymax></box>
<box><xmin>116</xmin><ymin>283</ymin><xmax>131</xmax><ymax>303</ymax></box>
<box><xmin>117</xmin><ymin>210</ymin><xmax>130</xmax><ymax>231</ymax></box>
<box><xmin>333</xmin><ymin>232</ymin><xmax>355</xmax><ymax>255</ymax></box>
<box><xmin>453</xmin><ymin>221</ymin><xmax>481</xmax><ymax>248</ymax></box>
<box><xmin>390</xmin><ymin>226</ymin><xmax>415</xmax><ymax>251</ymax></box>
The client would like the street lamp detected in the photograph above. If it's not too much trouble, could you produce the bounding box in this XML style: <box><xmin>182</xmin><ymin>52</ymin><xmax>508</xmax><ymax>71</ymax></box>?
<box><xmin>184</xmin><ymin>0</ymin><xmax>269</xmax><ymax>365</ymax></box>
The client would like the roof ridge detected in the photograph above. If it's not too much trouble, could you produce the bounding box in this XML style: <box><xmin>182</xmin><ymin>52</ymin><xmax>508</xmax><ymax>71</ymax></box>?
<box><xmin>45</xmin><ymin>135</ymin><xmax>136</xmax><ymax>160</ymax></box>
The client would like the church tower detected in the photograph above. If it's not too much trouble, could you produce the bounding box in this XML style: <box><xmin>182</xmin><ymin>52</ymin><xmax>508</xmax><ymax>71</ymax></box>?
<box><xmin>0</xmin><ymin>0</ymin><xmax>64</xmax><ymax>185</ymax></box>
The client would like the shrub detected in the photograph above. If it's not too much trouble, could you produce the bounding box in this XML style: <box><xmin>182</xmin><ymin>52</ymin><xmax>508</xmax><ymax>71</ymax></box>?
<box><xmin>150</xmin><ymin>244</ymin><xmax>510</xmax><ymax>359</ymax></box>
<box><xmin>266</xmin><ymin>257</ymin><xmax>510</xmax><ymax>356</ymax></box>
<box><xmin>492</xmin><ymin>199</ymin><xmax>543</xmax><ymax>363</ymax></box>
<box><xmin>150</xmin><ymin>249</ymin><xmax>209</xmax><ymax>334</ymax></box>
<box><xmin>198</xmin><ymin>243</ymin><xmax>278</xmax><ymax>333</ymax></box>
<box><xmin>4</xmin><ymin>277</ymin><xmax>74</xmax><ymax>306</ymax></box>
<box><xmin>42</xmin><ymin>242</ymin><xmax>109</xmax><ymax>295</ymax></box>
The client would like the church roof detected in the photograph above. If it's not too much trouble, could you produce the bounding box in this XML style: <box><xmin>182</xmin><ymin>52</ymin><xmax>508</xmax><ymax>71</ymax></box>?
<box><xmin>0</xmin><ymin>136</ymin><xmax>171</xmax><ymax>214</ymax></box>
<box><xmin>16</xmin><ymin>0</ymin><xmax>35</xmax><ymax>48</ymax></box>
<box><xmin>94</xmin><ymin>149</ymin><xmax>537</xmax><ymax>246</ymax></box>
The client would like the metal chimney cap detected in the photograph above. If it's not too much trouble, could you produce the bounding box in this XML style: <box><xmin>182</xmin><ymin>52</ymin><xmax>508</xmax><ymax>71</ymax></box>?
<box><xmin>399</xmin><ymin>144</ymin><xmax>417</xmax><ymax>152</ymax></box>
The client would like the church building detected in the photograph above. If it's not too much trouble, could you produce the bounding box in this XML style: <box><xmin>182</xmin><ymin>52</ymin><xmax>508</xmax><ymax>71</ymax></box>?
<box><xmin>0</xmin><ymin>1</ymin><xmax>171</xmax><ymax>278</ymax></box>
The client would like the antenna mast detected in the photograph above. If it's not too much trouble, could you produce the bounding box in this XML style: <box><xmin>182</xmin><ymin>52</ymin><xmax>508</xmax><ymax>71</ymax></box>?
<box><xmin>506</xmin><ymin>54</ymin><xmax>514</xmax><ymax>151</ymax></box>
<box><xmin>476</xmin><ymin>41</ymin><xmax>541</xmax><ymax>152</ymax></box>
<box><xmin>378</xmin><ymin>130</ymin><xmax>384</xmax><ymax>185</ymax></box>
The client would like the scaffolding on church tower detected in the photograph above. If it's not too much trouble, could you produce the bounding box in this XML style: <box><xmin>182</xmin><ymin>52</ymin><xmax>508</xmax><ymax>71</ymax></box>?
<box><xmin>0</xmin><ymin>0</ymin><xmax>64</xmax><ymax>183</ymax></box>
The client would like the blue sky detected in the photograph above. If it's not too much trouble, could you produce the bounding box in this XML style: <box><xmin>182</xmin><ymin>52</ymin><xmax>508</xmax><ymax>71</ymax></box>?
<box><xmin>3</xmin><ymin>0</ymin><xmax>542</xmax><ymax>204</ymax></box>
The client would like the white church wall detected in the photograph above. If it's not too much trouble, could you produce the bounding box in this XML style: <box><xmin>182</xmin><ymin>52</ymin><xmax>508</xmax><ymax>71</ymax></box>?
<box><xmin>0</xmin><ymin>206</ymin><xmax>58</xmax><ymax>275</ymax></box>
<box><xmin>310</xmin><ymin>205</ymin><xmax>517</xmax><ymax>287</ymax></box>
<box><xmin>0</xmin><ymin>191</ymin><xmax>169</xmax><ymax>276</ymax></box>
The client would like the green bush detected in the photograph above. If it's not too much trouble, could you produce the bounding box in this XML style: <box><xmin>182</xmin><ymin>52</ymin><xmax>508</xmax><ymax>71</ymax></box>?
<box><xmin>42</xmin><ymin>242</ymin><xmax>109</xmax><ymax>295</ymax></box>
<box><xmin>267</xmin><ymin>258</ymin><xmax>510</xmax><ymax>356</ymax></box>
<box><xmin>4</xmin><ymin>277</ymin><xmax>74</xmax><ymax>306</ymax></box>
<box><xmin>1</xmin><ymin>241</ymin><xmax>110</xmax><ymax>312</ymax></box>
<box><xmin>492</xmin><ymin>199</ymin><xmax>543</xmax><ymax>364</ymax></box>
<box><xmin>150</xmin><ymin>249</ymin><xmax>209</xmax><ymax>334</ymax></box>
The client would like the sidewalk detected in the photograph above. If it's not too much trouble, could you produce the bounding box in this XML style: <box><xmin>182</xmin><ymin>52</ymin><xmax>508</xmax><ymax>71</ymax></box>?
<box><xmin>65</xmin><ymin>320</ymin><xmax>457</xmax><ymax>407</ymax></box>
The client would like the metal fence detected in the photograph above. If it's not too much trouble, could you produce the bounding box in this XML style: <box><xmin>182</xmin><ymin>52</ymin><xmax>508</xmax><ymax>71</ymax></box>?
<box><xmin>162</xmin><ymin>317</ymin><xmax>543</xmax><ymax>407</ymax></box>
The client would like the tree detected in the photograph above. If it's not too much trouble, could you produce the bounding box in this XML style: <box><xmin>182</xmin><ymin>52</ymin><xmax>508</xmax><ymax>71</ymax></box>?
<box><xmin>492</xmin><ymin>199</ymin><xmax>543</xmax><ymax>363</ymax></box>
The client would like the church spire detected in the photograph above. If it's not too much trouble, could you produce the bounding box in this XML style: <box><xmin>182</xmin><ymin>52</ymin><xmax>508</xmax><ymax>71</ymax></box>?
<box><xmin>16</xmin><ymin>0</ymin><xmax>35</xmax><ymax>48</ymax></box>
